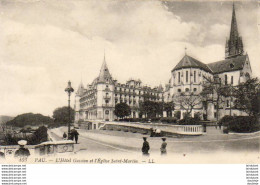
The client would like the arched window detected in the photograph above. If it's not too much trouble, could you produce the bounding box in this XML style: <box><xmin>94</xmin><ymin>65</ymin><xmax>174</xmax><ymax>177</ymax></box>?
<box><xmin>185</xmin><ymin>88</ymin><xmax>189</xmax><ymax>92</ymax></box>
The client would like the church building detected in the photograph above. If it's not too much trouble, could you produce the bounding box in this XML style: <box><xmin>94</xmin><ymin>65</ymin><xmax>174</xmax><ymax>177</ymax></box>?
<box><xmin>165</xmin><ymin>4</ymin><xmax>252</xmax><ymax>120</ymax></box>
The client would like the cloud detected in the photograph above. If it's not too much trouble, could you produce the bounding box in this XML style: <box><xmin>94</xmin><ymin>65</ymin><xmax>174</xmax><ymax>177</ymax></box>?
<box><xmin>0</xmin><ymin>0</ymin><xmax>258</xmax><ymax>116</ymax></box>
<box><xmin>209</xmin><ymin>24</ymin><xmax>229</xmax><ymax>42</ymax></box>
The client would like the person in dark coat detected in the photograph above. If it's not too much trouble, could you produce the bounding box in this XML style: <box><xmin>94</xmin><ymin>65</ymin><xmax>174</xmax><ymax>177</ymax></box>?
<box><xmin>71</xmin><ymin>128</ymin><xmax>79</xmax><ymax>144</ymax></box>
<box><xmin>74</xmin><ymin>129</ymin><xmax>79</xmax><ymax>144</ymax></box>
<box><xmin>142</xmin><ymin>137</ymin><xmax>150</xmax><ymax>156</ymax></box>
<box><xmin>69</xmin><ymin>132</ymin><xmax>75</xmax><ymax>140</ymax></box>
<box><xmin>14</xmin><ymin>140</ymin><xmax>30</xmax><ymax>158</ymax></box>
<box><xmin>160</xmin><ymin>138</ymin><xmax>167</xmax><ymax>155</ymax></box>
<box><xmin>63</xmin><ymin>132</ymin><xmax>67</xmax><ymax>140</ymax></box>
<box><xmin>0</xmin><ymin>152</ymin><xmax>5</xmax><ymax>159</ymax></box>
<box><xmin>150</xmin><ymin>128</ymin><xmax>154</xmax><ymax>137</ymax></box>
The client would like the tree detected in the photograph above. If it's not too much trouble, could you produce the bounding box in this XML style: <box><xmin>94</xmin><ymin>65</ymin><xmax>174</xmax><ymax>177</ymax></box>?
<box><xmin>163</xmin><ymin>101</ymin><xmax>175</xmax><ymax>117</ymax></box>
<box><xmin>114</xmin><ymin>103</ymin><xmax>131</xmax><ymax>119</ymax></box>
<box><xmin>232</xmin><ymin>78</ymin><xmax>260</xmax><ymax>117</ymax></box>
<box><xmin>174</xmin><ymin>92</ymin><xmax>201</xmax><ymax>116</ymax></box>
<box><xmin>53</xmin><ymin>106</ymin><xmax>75</xmax><ymax>124</ymax></box>
<box><xmin>139</xmin><ymin>100</ymin><xmax>163</xmax><ymax>118</ymax></box>
<box><xmin>6</xmin><ymin>113</ymin><xmax>53</xmax><ymax>127</ymax></box>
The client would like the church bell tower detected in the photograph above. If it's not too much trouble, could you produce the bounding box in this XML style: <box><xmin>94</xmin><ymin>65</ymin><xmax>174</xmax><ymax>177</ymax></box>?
<box><xmin>225</xmin><ymin>3</ymin><xmax>244</xmax><ymax>59</ymax></box>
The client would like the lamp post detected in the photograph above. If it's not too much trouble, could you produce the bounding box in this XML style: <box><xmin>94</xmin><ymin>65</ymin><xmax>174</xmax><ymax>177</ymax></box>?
<box><xmin>65</xmin><ymin>81</ymin><xmax>74</xmax><ymax>139</ymax></box>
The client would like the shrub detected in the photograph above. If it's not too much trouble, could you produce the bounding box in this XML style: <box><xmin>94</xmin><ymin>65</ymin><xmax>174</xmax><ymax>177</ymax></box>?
<box><xmin>226</xmin><ymin>116</ymin><xmax>259</xmax><ymax>133</ymax></box>
<box><xmin>194</xmin><ymin>112</ymin><xmax>201</xmax><ymax>120</ymax></box>
<box><xmin>218</xmin><ymin>115</ymin><xmax>234</xmax><ymax>126</ymax></box>
<box><xmin>223</xmin><ymin>128</ymin><xmax>229</xmax><ymax>134</ymax></box>
<box><xmin>178</xmin><ymin>117</ymin><xmax>200</xmax><ymax>125</ymax></box>
<box><xmin>183</xmin><ymin>112</ymin><xmax>191</xmax><ymax>119</ymax></box>
<box><xmin>3</xmin><ymin>126</ymin><xmax>48</xmax><ymax>145</ymax></box>
<box><xmin>160</xmin><ymin>117</ymin><xmax>178</xmax><ymax>124</ymax></box>
<box><xmin>151</xmin><ymin>117</ymin><xmax>160</xmax><ymax>122</ymax></box>
<box><xmin>119</xmin><ymin>118</ymin><xmax>150</xmax><ymax>123</ymax></box>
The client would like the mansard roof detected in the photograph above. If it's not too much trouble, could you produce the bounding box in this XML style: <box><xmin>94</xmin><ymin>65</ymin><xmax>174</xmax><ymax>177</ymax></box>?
<box><xmin>207</xmin><ymin>54</ymin><xmax>247</xmax><ymax>74</ymax></box>
<box><xmin>172</xmin><ymin>54</ymin><xmax>212</xmax><ymax>73</ymax></box>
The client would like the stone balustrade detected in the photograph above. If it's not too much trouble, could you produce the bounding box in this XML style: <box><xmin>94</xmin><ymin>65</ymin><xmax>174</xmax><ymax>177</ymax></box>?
<box><xmin>99</xmin><ymin>122</ymin><xmax>203</xmax><ymax>136</ymax></box>
<box><xmin>0</xmin><ymin>140</ymin><xmax>74</xmax><ymax>158</ymax></box>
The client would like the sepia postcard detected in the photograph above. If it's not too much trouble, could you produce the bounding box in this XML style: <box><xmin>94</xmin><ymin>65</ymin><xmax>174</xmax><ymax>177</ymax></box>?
<box><xmin>0</xmin><ymin>0</ymin><xmax>259</xmax><ymax>164</ymax></box>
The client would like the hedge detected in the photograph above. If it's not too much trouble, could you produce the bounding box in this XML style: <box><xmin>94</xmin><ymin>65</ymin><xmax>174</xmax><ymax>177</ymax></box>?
<box><xmin>219</xmin><ymin>116</ymin><xmax>259</xmax><ymax>133</ymax></box>
<box><xmin>218</xmin><ymin>115</ymin><xmax>234</xmax><ymax>126</ymax></box>
<box><xmin>178</xmin><ymin>117</ymin><xmax>201</xmax><ymax>125</ymax></box>
<box><xmin>160</xmin><ymin>117</ymin><xmax>178</xmax><ymax>124</ymax></box>
<box><xmin>227</xmin><ymin>116</ymin><xmax>259</xmax><ymax>133</ymax></box>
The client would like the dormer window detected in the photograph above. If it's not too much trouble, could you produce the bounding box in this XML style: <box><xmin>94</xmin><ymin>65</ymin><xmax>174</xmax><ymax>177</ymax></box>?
<box><xmin>230</xmin><ymin>63</ymin><xmax>234</xmax><ymax>69</ymax></box>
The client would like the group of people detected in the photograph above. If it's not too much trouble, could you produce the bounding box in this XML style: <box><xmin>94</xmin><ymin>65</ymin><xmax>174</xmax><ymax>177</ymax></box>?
<box><xmin>63</xmin><ymin>127</ymin><xmax>80</xmax><ymax>144</ymax></box>
<box><xmin>142</xmin><ymin>137</ymin><xmax>167</xmax><ymax>156</ymax></box>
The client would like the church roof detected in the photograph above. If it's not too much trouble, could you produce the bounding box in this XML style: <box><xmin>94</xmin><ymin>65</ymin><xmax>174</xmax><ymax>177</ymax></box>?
<box><xmin>172</xmin><ymin>54</ymin><xmax>212</xmax><ymax>73</ymax></box>
<box><xmin>207</xmin><ymin>55</ymin><xmax>247</xmax><ymax>74</ymax></box>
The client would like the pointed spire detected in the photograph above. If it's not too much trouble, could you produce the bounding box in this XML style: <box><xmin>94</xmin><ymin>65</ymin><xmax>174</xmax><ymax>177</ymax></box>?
<box><xmin>76</xmin><ymin>78</ymin><xmax>84</xmax><ymax>96</ymax></box>
<box><xmin>230</xmin><ymin>2</ymin><xmax>239</xmax><ymax>41</ymax></box>
<box><xmin>225</xmin><ymin>3</ymin><xmax>244</xmax><ymax>59</ymax></box>
<box><xmin>98</xmin><ymin>53</ymin><xmax>112</xmax><ymax>83</ymax></box>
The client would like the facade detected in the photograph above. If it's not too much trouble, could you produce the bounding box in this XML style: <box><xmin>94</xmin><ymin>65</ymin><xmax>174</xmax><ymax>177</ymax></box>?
<box><xmin>164</xmin><ymin>4</ymin><xmax>252</xmax><ymax>120</ymax></box>
<box><xmin>75</xmin><ymin>56</ymin><xmax>164</xmax><ymax>122</ymax></box>
<box><xmin>75</xmin><ymin>4</ymin><xmax>253</xmax><ymax>122</ymax></box>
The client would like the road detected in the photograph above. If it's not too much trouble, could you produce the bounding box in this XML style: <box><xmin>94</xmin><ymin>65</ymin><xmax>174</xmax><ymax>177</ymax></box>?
<box><xmin>49</xmin><ymin>126</ymin><xmax>260</xmax><ymax>163</ymax></box>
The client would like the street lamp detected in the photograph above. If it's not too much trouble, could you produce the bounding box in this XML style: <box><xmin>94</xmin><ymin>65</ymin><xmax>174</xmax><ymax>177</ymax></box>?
<box><xmin>65</xmin><ymin>81</ymin><xmax>74</xmax><ymax>139</ymax></box>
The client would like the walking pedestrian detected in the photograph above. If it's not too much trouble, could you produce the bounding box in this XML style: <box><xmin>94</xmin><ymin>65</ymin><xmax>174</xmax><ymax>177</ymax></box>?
<box><xmin>142</xmin><ymin>137</ymin><xmax>150</xmax><ymax>156</ymax></box>
<box><xmin>160</xmin><ymin>138</ymin><xmax>167</xmax><ymax>155</ymax></box>
<box><xmin>74</xmin><ymin>129</ymin><xmax>79</xmax><ymax>144</ymax></box>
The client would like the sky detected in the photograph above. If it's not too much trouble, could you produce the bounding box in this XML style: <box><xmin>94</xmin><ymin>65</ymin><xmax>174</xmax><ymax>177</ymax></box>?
<box><xmin>0</xmin><ymin>0</ymin><xmax>259</xmax><ymax>117</ymax></box>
